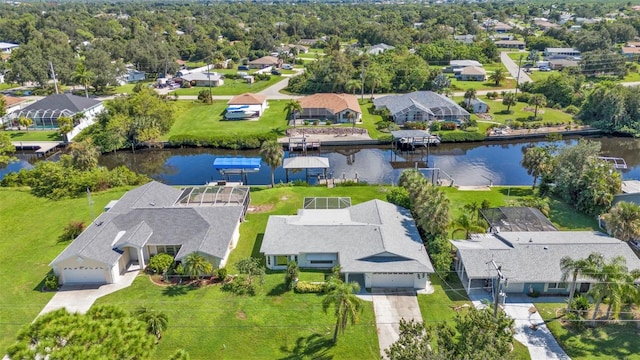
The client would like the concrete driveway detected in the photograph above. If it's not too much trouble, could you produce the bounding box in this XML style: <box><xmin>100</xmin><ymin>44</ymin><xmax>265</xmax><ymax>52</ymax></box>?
<box><xmin>371</xmin><ymin>288</ymin><xmax>423</xmax><ymax>358</ymax></box>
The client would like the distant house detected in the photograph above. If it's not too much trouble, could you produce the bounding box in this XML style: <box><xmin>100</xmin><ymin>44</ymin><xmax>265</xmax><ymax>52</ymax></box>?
<box><xmin>226</xmin><ymin>93</ymin><xmax>268</xmax><ymax>120</ymax></box>
<box><xmin>0</xmin><ymin>42</ymin><xmax>18</xmax><ymax>53</ymax></box>
<box><xmin>373</xmin><ymin>91</ymin><xmax>470</xmax><ymax>125</ymax></box>
<box><xmin>494</xmin><ymin>40</ymin><xmax>526</xmax><ymax>50</ymax></box>
<box><xmin>275</xmin><ymin>44</ymin><xmax>309</xmax><ymax>54</ymax></box>
<box><xmin>50</xmin><ymin>182</ymin><xmax>250</xmax><ymax>285</ymax></box>
<box><xmin>4</xmin><ymin>94</ymin><xmax>103</xmax><ymax>141</ymax></box>
<box><xmin>126</xmin><ymin>69</ymin><xmax>146</xmax><ymax>83</ymax></box>
<box><xmin>297</xmin><ymin>93</ymin><xmax>361</xmax><ymax>123</ymax></box>
<box><xmin>452</xmin><ymin>231</ymin><xmax>640</xmax><ymax>296</ymax></box>
<box><xmin>544</xmin><ymin>47</ymin><xmax>581</xmax><ymax>60</ymax></box>
<box><xmin>492</xmin><ymin>22</ymin><xmax>513</xmax><ymax>33</ymax></box>
<box><xmin>298</xmin><ymin>39</ymin><xmax>320</xmax><ymax>46</ymax></box>
<box><xmin>534</xmin><ymin>20</ymin><xmax>561</xmax><ymax>30</ymax></box>
<box><xmin>367</xmin><ymin>43</ymin><xmax>395</xmax><ymax>55</ymax></box>
<box><xmin>548</xmin><ymin>59</ymin><xmax>579</xmax><ymax>70</ymax></box>
<box><xmin>454</xmin><ymin>34</ymin><xmax>475</xmax><ymax>44</ymax></box>
<box><xmin>456</xmin><ymin>66</ymin><xmax>486</xmax><ymax>81</ymax></box>
<box><xmin>248</xmin><ymin>56</ymin><xmax>280</xmax><ymax>69</ymax></box>
<box><xmin>3</xmin><ymin>96</ymin><xmax>26</xmax><ymax>115</ymax></box>
<box><xmin>179</xmin><ymin>72</ymin><xmax>224</xmax><ymax>87</ymax></box>
<box><xmin>621</xmin><ymin>46</ymin><xmax>640</xmax><ymax>60</ymax></box>
<box><xmin>447</xmin><ymin>59</ymin><xmax>483</xmax><ymax>73</ymax></box>
<box><xmin>467</xmin><ymin>98</ymin><xmax>488</xmax><ymax>114</ymax></box>
<box><xmin>260</xmin><ymin>199</ymin><xmax>434</xmax><ymax>289</ymax></box>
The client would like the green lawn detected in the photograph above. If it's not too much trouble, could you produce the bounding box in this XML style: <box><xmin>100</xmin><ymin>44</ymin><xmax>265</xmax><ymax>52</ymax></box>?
<box><xmin>0</xmin><ymin>83</ymin><xmax>18</xmax><ymax>91</ymax></box>
<box><xmin>4</xmin><ymin>130</ymin><xmax>61</xmax><ymax>141</ymax></box>
<box><xmin>171</xmin><ymin>76</ymin><xmax>285</xmax><ymax>96</ymax></box>
<box><xmin>113</xmin><ymin>81</ymin><xmax>155</xmax><ymax>95</ymax></box>
<box><xmin>451</xmin><ymin>77</ymin><xmax>517</xmax><ymax>91</ymax></box>
<box><xmin>455</xmin><ymin>97</ymin><xmax>575</xmax><ymax>126</ymax></box>
<box><xmin>507</xmin><ymin>51</ymin><xmax>529</xmax><ymax>62</ymax></box>
<box><xmin>535</xmin><ymin>303</ymin><xmax>640</xmax><ymax>359</ymax></box>
<box><xmin>528</xmin><ymin>70</ymin><xmax>554</xmax><ymax>82</ymax></box>
<box><xmin>97</xmin><ymin>185</ymin><xmax>388</xmax><ymax>359</ymax></box>
<box><xmin>0</xmin><ymin>187</ymin><xmax>129</xmax><ymax>353</ymax></box>
<box><xmin>164</xmin><ymin>100</ymin><xmax>288</xmax><ymax>140</ymax></box>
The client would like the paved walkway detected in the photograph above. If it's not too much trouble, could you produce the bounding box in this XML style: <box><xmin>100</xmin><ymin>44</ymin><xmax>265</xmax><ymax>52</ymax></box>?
<box><xmin>470</xmin><ymin>293</ymin><xmax>570</xmax><ymax>360</ymax></box>
<box><xmin>501</xmin><ymin>51</ymin><xmax>533</xmax><ymax>84</ymax></box>
<box><xmin>371</xmin><ymin>288</ymin><xmax>423</xmax><ymax>359</ymax></box>
<box><xmin>38</xmin><ymin>270</ymin><xmax>139</xmax><ymax>316</ymax></box>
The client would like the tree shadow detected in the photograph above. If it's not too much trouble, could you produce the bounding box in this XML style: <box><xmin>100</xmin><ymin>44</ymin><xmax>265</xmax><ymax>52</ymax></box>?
<box><xmin>251</xmin><ymin>234</ymin><xmax>264</xmax><ymax>259</ymax></box>
<box><xmin>33</xmin><ymin>270</ymin><xmax>53</xmax><ymax>292</ymax></box>
<box><xmin>271</xmin><ymin>127</ymin><xmax>286</xmax><ymax>137</ymax></box>
<box><xmin>497</xmin><ymin>187</ymin><xmax>533</xmax><ymax>198</ymax></box>
<box><xmin>9</xmin><ymin>132</ymin><xmax>26</xmax><ymax>138</ymax></box>
<box><xmin>162</xmin><ymin>284</ymin><xmax>194</xmax><ymax>297</ymax></box>
<box><xmin>267</xmin><ymin>282</ymin><xmax>288</xmax><ymax>296</ymax></box>
<box><xmin>279</xmin><ymin>333</ymin><xmax>334</xmax><ymax>360</ymax></box>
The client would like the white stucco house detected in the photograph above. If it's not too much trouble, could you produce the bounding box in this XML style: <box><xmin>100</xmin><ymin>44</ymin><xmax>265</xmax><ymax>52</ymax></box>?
<box><xmin>50</xmin><ymin>182</ymin><xmax>250</xmax><ymax>285</ymax></box>
<box><xmin>260</xmin><ymin>199</ymin><xmax>434</xmax><ymax>289</ymax></box>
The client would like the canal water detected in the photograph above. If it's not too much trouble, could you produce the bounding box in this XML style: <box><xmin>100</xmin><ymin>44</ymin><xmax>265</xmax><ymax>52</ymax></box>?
<box><xmin>3</xmin><ymin>136</ymin><xmax>640</xmax><ymax>186</ymax></box>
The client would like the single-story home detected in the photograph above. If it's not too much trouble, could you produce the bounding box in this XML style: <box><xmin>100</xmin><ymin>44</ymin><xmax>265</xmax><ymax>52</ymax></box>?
<box><xmin>50</xmin><ymin>182</ymin><xmax>250</xmax><ymax>285</ymax></box>
<box><xmin>367</xmin><ymin>43</ymin><xmax>395</xmax><ymax>55</ymax></box>
<box><xmin>127</xmin><ymin>69</ymin><xmax>146</xmax><ymax>83</ymax></box>
<box><xmin>296</xmin><ymin>93</ymin><xmax>362</xmax><ymax>123</ymax></box>
<box><xmin>260</xmin><ymin>199</ymin><xmax>434</xmax><ymax>289</ymax></box>
<box><xmin>3</xmin><ymin>96</ymin><xmax>26</xmax><ymax>115</ymax></box>
<box><xmin>3</xmin><ymin>93</ymin><xmax>103</xmax><ymax>140</ymax></box>
<box><xmin>494</xmin><ymin>40</ymin><xmax>526</xmax><ymax>49</ymax></box>
<box><xmin>534</xmin><ymin>20</ymin><xmax>562</xmax><ymax>30</ymax></box>
<box><xmin>248</xmin><ymin>56</ymin><xmax>281</xmax><ymax>69</ymax></box>
<box><xmin>179</xmin><ymin>72</ymin><xmax>224</xmax><ymax>87</ymax></box>
<box><xmin>454</xmin><ymin>34</ymin><xmax>475</xmax><ymax>44</ymax></box>
<box><xmin>456</xmin><ymin>66</ymin><xmax>486</xmax><ymax>81</ymax></box>
<box><xmin>544</xmin><ymin>47</ymin><xmax>581</xmax><ymax>60</ymax></box>
<box><xmin>275</xmin><ymin>44</ymin><xmax>309</xmax><ymax>54</ymax></box>
<box><xmin>0</xmin><ymin>42</ymin><xmax>19</xmax><ymax>53</ymax></box>
<box><xmin>467</xmin><ymin>98</ymin><xmax>488</xmax><ymax>114</ymax></box>
<box><xmin>373</xmin><ymin>91</ymin><xmax>470</xmax><ymax>125</ymax></box>
<box><xmin>548</xmin><ymin>59</ymin><xmax>580</xmax><ymax>70</ymax></box>
<box><xmin>298</xmin><ymin>39</ymin><xmax>320</xmax><ymax>46</ymax></box>
<box><xmin>621</xmin><ymin>46</ymin><xmax>640</xmax><ymax>60</ymax></box>
<box><xmin>452</xmin><ymin>231</ymin><xmax>640</xmax><ymax>296</ymax></box>
<box><xmin>225</xmin><ymin>93</ymin><xmax>268</xmax><ymax>120</ymax></box>
<box><xmin>447</xmin><ymin>59</ymin><xmax>483</xmax><ymax>73</ymax></box>
<box><xmin>491</xmin><ymin>22</ymin><xmax>513</xmax><ymax>33</ymax></box>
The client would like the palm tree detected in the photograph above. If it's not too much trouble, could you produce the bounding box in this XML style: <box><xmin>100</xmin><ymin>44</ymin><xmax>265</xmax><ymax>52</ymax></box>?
<box><xmin>135</xmin><ymin>307</ymin><xmax>169</xmax><ymax>341</ymax></box>
<box><xmin>560</xmin><ymin>253</ymin><xmax>603</xmax><ymax>312</ymax></box>
<box><xmin>451</xmin><ymin>214</ymin><xmax>485</xmax><ymax>239</ymax></box>
<box><xmin>588</xmin><ymin>256</ymin><xmax>626</xmax><ymax>327</ymax></box>
<box><xmin>183</xmin><ymin>253</ymin><xmax>213</xmax><ymax>279</ymax></box>
<box><xmin>18</xmin><ymin>116</ymin><xmax>33</xmax><ymax>132</ymax></box>
<box><xmin>346</xmin><ymin>111</ymin><xmax>357</xmax><ymax>133</ymax></box>
<box><xmin>463</xmin><ymin>88</ymin><xmax>477</xmax><ymax>107</ymax></box>
<box><xmin>69</xmin><ymin>138</ymin><xmax>100</xmax><ymax>171</ymax></box>
<box><xmin>502</xmin><ymin>92</ymin><xmax>517</xmax><ymax>113</ymax></box>
<box><xmin>260</xmin><ymin>139</ymin><xmax>284</xmax><ymax>187</ymax></box>
<box><xmin>0</xmin><ymin>94</ymin><xmax>7</xmax><ymax>117</ymax></box>
<box><xmin>322</xmin><ymin>278</ymin><xmax>362</xmax><ymax>343</ymax></box>
<box><xmin>521</xmin><ymin>146</ymin><xmax>553</xmax><ymax>189</ymax></box>
<box><xmin>57</xmin><ymin>116</ymin><xmax>74</xmax><ymax>141</ymax></box>
<box><xmin>283</xmin><ymin>100</ymin><xmax>303</xmax><ymax>127</ymax></box>
<box><xmin>345</xmin><ymin>79</ymin><xmax>361</xmax><ymax>95</ymax></box>
<box><xmin>528</xmin><ymin>94</ymin><xmax>547</xmax><ymax>117</ymax></box>
<box><xmin>72</xmin><ymin>60</ymin><xmax>95</xmax><ymax>98</ymax></box>
<box><xmin>602</xmin><ymin>201</ymin><xmax>640</xmax><ymax>242</ymax></box>
<box><xmin>489</xmin><ymin>68</ymin><xmax>507</xmax><ymax>86</ymax></box>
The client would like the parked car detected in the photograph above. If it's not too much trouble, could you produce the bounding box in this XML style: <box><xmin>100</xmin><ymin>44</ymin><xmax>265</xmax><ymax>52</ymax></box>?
<box><xmin>271</xmin><ymin>69</ymin><xmax>282</xmax><ymax>75</ymax></box>
<box><xmin>539</xmin><ymin>66</ymin><xmax>550</xmax><ymax>72</ymax></box>
<box><xmin>282</xmin><ymin>64</ymin><xmax>293</xmax><ymax>70</ymax></box>
<box><xmin>238</xmin><ymin>65</ymin><xmax>249</xmax><ymax>71</ymax></box>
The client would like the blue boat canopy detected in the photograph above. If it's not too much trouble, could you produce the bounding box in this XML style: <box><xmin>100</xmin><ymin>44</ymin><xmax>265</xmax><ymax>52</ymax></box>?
<box><xmin>213</xmin><ymin>157</ymin><xmax>262</xmax><ymax>171</ymax></box>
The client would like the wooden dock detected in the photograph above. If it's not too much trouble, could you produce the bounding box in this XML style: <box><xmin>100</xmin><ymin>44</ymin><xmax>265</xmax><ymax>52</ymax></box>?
<box><xmin>12</xmin><ymin>141</ymin><xmax>63</xmax><ymax>157</ymax></box>
<box><xmin>287</xmin><ymin>137</ymin><xmax>321</xmax><ymax>152</ymax></box>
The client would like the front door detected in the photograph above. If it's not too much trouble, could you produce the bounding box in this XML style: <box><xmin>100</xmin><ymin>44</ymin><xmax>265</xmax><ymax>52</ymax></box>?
<box><xmin>579</xmin><ymin>282</ymin><xmax>590</xmax><ymax>293</ymax></box>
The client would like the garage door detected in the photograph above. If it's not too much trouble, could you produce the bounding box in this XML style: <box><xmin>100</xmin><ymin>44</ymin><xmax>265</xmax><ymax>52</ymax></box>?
<box><xmin>62</xmin><ymin>267</ymin><xmax>107</xmax><ymax>284</ymax></box>
<box><xmin>372</xmin><ymin>273</ymin><xmax>414</xmax><ymax>288</ymax></box>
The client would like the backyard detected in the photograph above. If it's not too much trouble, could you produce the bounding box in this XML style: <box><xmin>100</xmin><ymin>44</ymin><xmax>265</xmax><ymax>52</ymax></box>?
<box><xmin>3</xmin><ymin>130</ymin><xmax>61</xmax><ymax>142</ymax></box>
<box><xmin>170</xmin><ymin>76</ymin><xmax>285</xmax><ymax>96</ymax></box>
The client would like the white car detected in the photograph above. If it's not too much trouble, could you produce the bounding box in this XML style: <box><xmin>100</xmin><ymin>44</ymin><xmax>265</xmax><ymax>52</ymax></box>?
<box><xmin>282</xmin><ymin>64</ymin><xmax>293</xmax><ymax>70</ymax></box>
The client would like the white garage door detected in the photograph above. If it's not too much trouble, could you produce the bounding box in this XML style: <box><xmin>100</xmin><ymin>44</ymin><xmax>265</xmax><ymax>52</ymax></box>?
<box><xmin>62</xmin><ymin>267</ymin><xmax>107</xmax><ymax>284</ymax></box>
<box><xmin>372</xmin><ymin>273</ymin><xmax>415</xmax><ymax>288</ymax></box>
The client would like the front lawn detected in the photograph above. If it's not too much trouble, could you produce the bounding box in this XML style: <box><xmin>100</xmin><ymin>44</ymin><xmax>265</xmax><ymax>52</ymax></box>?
<box><xmin>0</xmin><ymin>187</ymin><xmax>129</xmax><ymax>352</ymax></box>
<box><xmin>4</xmin><ymin>130</ymin><xmax>61</xmax><ymax>141</ymax></box>
<box><xmin>171</xmin><ymin>76</ymin><xmax>285</xmax><ymax>96</ymax></box>
<box><xmin>535</xmin><ymin>303</ymin><xmax>640</xmax><ymax>359</ymax></box>
<box><xmin>164</xmin><ymin>100</ymin><xmax>288</xmax><ymax>140</ymax></box>
<box><xmin>451</xmin><ymin>77</ymin><xmax>517</xmax><ymax>92</ymax></box>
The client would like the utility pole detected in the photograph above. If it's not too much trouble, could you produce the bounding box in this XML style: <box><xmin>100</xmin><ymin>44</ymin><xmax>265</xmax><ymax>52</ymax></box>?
<box><xmin>488</xmin><ymin>260</ymin><xmax>508</xmax><ymax>318</ymax></box>
<box><xmin>49</xmin><ymin>61</ymin><xmax>59</xmax><ymax>95</ymax></box>
<box><xmin>514</xmin><ymin>54</ymin><xmax>523</xmax><ymax>98</ymax></box>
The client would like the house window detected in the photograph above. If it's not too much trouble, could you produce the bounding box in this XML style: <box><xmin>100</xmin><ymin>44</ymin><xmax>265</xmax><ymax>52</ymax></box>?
<box><xmin>156</xmin><ymin>245</ymin><xmax>181</xmax><ymax>256</ymax></box>
<box><xmin>276</xmin><ymin>256</ymin><xmax>288</xmax><ymax>266</ymax></box>
<box><xmin>310</xmin><ymin>260</ymin><xmax>333</xmax><ymax>264</ymax></box>
<box><xmin>548</xmin><ymin>282</ymin><xmax>567</xmax><ymax>289</ymax></box>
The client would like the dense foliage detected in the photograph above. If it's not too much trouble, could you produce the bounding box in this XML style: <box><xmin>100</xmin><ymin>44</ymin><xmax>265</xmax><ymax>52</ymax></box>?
<box><xmin>579</xmin><ymin>83</ymin><xmax>640</xmax><ymax>136</ymax></box>
<box><xmin>148</xmin><ymin>253</ymin><xmax>175</xmax><ymax>274</ymax></box>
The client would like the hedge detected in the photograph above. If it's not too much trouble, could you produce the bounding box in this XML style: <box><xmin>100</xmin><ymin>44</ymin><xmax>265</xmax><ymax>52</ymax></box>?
<box><xmin>168</xmin><ymin>133</ymin><xmax>277</xmax><ymax>149</ymax></box>
<box><xmin>436</xmin><ymin>131</ymin><xmax>486</xmax><ymax>142</ymax></box>
<box><xmin>294</xmin><ymin>281</ymin><xmax>326</xmax><ymax>294</ymax></box>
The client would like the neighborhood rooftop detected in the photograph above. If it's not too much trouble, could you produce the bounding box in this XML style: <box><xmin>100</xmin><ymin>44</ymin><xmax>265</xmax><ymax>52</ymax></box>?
<box><xmin>480</xmin><ymin>207</ymin><xmax>558</xmax><ymax>232</ymax></box>
<box><xmin>19</xmin><ymin>93</ymin><xmax>101</xmax><ymax>115</ymax></box>
<box><xmin>373</xmin><ymin>91</ymin><xmax>470</xmax><ymax>119</ymax></box>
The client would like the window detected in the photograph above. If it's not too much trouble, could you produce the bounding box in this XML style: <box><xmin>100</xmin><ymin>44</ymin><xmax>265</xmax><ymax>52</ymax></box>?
<box><xmin>310</xmin><ymin>260</ymin><xmax>333</xmax><ymax>264</ymax></box>
<box><xmin>156</xmin><ymin>245</ymin><xmax>181</xmax><ymax>256</ymax></box>
<box><xmin>548</xmin><ymin>282</ymin><xmax>567</xmax><ymax>289</ymax></box>
<box><xmin>276</xmin><ymin>256</ymin><xmax>288</xmax><ymax>266</ymax></box>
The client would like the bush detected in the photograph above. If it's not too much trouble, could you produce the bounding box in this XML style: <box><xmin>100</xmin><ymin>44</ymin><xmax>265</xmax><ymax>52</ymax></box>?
<box><xmin>325</xmin><ymin>120</ymin><xmax>332</xmax><ymax>125</ymax></box>
<box><xmin>570</xmin><ymin>295</ymin><xmax>591</xmax><ymax>316</ymax></box>
<box><xmin>294</xmin><ymin>281</ymin><xmax>326</xmax><ymax>293</ymax></box>
<box><xmin>148</xmin><ymin>254</ymin><xmax>175</xmax><ymax>274</ymax></box>
<box><xmin>439</xmin><ymin>122</ymin><xmax>458</xmax><ymax>131</ymax></box>
<box><xmin>436</xmin><ymin>131</ymin><xmax>485</xmax><ymax>142</ymax></box>
<box><xmin>44</xmin><ymin>275</ymin><xmax>59</xmax><ymax>291</ymax></box>
<box><xmin>221</xmin><ymin>275</ymin><xmax>258</xmax><ymax>296</ymax></box>
<box><xmin>168</xmin><ymin>133</ymin><xmax>276</xmax><ymax>149</ymax></box>
<box><xmin>61</xmin><ymin>220</ymin><xmax>85</xmax><ymax>242</ymax></box>
<box><xmin>175</xmin><ymin>263</ymin><xmax>185</xmax><ymax>276</ymax></box>
<box><xmin>215</xmin><ymin>267</ymin><xmax>228</xmax><ymax>281</ymax></box>
<box><xmin>404</xmin><ymin>122</ymin><xmax>428</xmax><ymax>130</ymax></box>
<box><xmin>516</xmin><ymin>93</ymin><xmax>530</xmax><ymax>103</ymax></box>
<box><xmin>564</xmin><ymin>105</ymin><xmax>579</xmax><ymax>115</ymax></box>
<box><xmin>386</xmin><ymin>187</ymin><xmax>411</xmax><ymax>209</ymax></box>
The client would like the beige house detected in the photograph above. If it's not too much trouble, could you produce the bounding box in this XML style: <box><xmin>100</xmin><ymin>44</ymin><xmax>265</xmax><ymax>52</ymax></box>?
<box><xmin>296</xmin><ymin>93</ymin><xmax>362</xmax><ymax>123</ymax></box>
<box><xmin>456</xmin><ymin>66</ymin><xmax>486</xmax><ymax>81</ymax></box>
<box><xmin>248</xmin><ymin>56</ymin><xmax>281</xmax><ymax>69</ymax></box>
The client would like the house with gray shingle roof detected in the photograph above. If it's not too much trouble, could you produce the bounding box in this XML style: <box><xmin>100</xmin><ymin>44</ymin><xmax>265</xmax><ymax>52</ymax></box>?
<box><xmin>260</xmin><ymin>199</ymin><xmax>434</xmax><ymax>289</ymax></box>
<box><xmin>373</xmin><ymin>91</ymin><xmax>470</xmax><ymax>125</ymax></box>
<box><xmin>451</xmin><ymin>231</ymin><xmax>640</xmax><ymax>296</ymax></box>
<box><xmin>50</xmin><ymin>181</ymin><xmax>249</xmax><ymax>285</ymax></box>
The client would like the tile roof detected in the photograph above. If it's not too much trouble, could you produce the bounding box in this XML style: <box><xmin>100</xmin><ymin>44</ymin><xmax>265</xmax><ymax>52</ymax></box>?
<box><xmin>228</xmin><ymin>93</ymin><xmax>267</xmax><ymax>105</ymax></box>
<box><xmin>299</xmin><ymin>93</ymin><xmax>361</xmax><ymax>115</ymax></box>
<box><xmin>460</xmin><ymin>66</ymin><xmax>486</xmax><ymax>75</ymax></box>
<box><xmin>248</xmin><ymin>56</ymin><xmax>279</xmax><ymax>65</ymax></box>
<box><xmin>622</xmin><ymin>47</ymin><xmax>640</xmax><ymax>54</ymax></box>
<box><xmin>452</xmin><ymin>231</ymin><xmax>640</xmax><ymax>283</ymax></box>
<box><xmin>260</xmin><ymin>200</ymin><xmax>434</xmax><ymax>273</ymax></box>
<box><xmin>373</xmin><ymin>91</ymin><xmax>470</xmax><ymax>118</ymax></box>
<box><xmin>4</xmin><ymin>96</ymin><xmax>26</xmax><ymax>107</ymax></box>
<box><xmin>21</xmin><ymin>94</ymin><xmax>101</xmax><ymax>114</ymax></box>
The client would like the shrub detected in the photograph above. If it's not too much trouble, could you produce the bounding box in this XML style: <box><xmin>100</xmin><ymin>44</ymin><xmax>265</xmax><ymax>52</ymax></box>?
<box><xmin>440</xmin><ymin>122</ymin><xmax>458</xmax><ymax>131</ymax></box>
<box><xmin>325</xmin><ymin>120</ymin><xmax>332</xmax><ymax>125</ymax></box>
<box><xmin>148</xmin><ymin>254</ymin><xmax>175</xmax><ymax>274</ymax></box>
<box><xmin>564</xmin><ymin>105</ymin><xmax>579</xmax><ymax>115</ymax></box>
<box><xmin>404</xmin><ymin>122</ymin><xmax>428</xmax><ymax>130</ymax></box>
<box><xmin>527</xmin><ymin>289</ymin><xmax>540</xmax><ymax>298</ymax></box>
<box><xmin>44</xmin><ymin>275</ymin><xmax>59</xmax><ymax>291</ymax></box>
<box><xmin>294</xmin><ymin>281</ymin><xmax>326</xmax><ymax>293</ymax></box>
<box><xmin>436</xmin><ymin>131</ymin><xmax>485</xmax><ymax>142</ymax></box>
<box><xmin>570</xmin><ymin>295</ymin><xmax>591</xmax><ymax>316</ymax></box>
<box><xmin>516</xmin><ymin>93</ymin><xmax>530</xmax><ymax>103</ymax></box>
<box><xmin>284</xmin><ymin>261</ymin><xmax>299</xmax><ymax>290</ymax></box>
<box><xmin>464</xmin><ymin>126</ymin><xmax>478</xmax><ymax>132</ymax></box>
<box><xmin>215</xmin><ymin>267</ymin><xmax>228</xmax><ymax>281</ymax></box>
<box><xmin>61</xmin><ymin>220</ymin><xmax>85</xmax><ymax>242</ymax></box>
<box><xmin>221</xmin><ymin>275</ymin><xmax>258</xmax><ymax>296</ymax></box>
<box><xmin>386</xmin><ymin>187</ymin><xmax>411</xmax><ymax>209</ymax></box>
<box><xmin>168</xmin><ymin>133</ymin><xmax>275</xmax><ymax>149</ymax></box>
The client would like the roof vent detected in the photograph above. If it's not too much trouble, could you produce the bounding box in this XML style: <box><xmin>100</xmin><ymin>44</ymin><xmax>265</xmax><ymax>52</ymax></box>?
<box><xmin>543</xmin><ymin>246</ymin><xmax>548</xmax><ymax>250</ymax></box>
<box><xmin>529</xmin><ymin>238</ymin><xmax>533</xmax><ymax>243</ymax></box>
<box><xmin>149</xmin><ymin>202</ymin><xmax>156</xmax><ymax>206</ymax></box>
<box><xmin>96</xmin><ymin>221</ymin><xmax>103</xmax><ymax>226</ymax></box>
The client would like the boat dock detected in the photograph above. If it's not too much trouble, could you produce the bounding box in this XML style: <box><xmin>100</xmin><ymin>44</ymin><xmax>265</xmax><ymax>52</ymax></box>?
<box><xmin>287</xmin><ymin>137</ymin><xmax>321</xmax><ymax>152</ymax></box>
<box><xmin>12</xmin><ymin>141</ymin><xmax>63</xmax><ymax>157</ymax></box>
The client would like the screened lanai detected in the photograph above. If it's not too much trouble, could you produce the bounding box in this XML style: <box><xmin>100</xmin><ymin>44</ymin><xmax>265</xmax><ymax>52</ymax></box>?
<box><xmin>5</xmin><ymin>108</ymin><xmax>76</xmax><ymax>129</ymax></box>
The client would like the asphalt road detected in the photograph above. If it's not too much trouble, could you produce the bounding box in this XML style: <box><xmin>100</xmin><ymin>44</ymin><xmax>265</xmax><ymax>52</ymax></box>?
<box><xmin>500</xmin><ymin>51</ymin><xmax>533</xmax><ymax>85</ymax></box>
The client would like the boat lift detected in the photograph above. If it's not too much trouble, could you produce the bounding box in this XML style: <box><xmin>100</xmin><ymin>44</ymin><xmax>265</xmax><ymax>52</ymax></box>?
<box><xmin>213</xmin><ymin>157</ymin><xmax>262</xmax><ymax>185</ymax></box>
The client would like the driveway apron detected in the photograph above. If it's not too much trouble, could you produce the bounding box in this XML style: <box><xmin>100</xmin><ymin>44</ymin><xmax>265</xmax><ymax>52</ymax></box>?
<box><xmin>371</xmin><ymin>288</ymin><xmax>423</xmax><ymax>359</ymax></box>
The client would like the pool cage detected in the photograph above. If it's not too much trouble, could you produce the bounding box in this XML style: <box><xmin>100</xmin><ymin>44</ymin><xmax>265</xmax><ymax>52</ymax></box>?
<box><xmin>480</xmin><ymin>207</ymin><xmax>558</xmax><ymax>233</ymax></box>
<box><xmin>175</xmin><ymin>185</ymin><xmax>251</xmax><ymax>220</ymax></box>
<box><xmin>3</xmin><ymin>108</ymin><xmax>77</xmax><ymax>130</ymax></box>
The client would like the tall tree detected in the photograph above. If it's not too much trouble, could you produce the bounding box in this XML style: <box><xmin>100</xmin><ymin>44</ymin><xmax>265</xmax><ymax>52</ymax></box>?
<box><xmin>283</xmin><ymin>99</ymin><xmax>303</xmax><ymax>126</ymax></box>
<box><xmin>521</xmin><ymin>145</ymin><xmax>553</xmax><ymax>189</ymax></box>
<box><xmin>135</xmin><ymin>307</ymin><xmax>169</xmax><ymax>341</ymax></box>
<box><xmin>259</xmin><ymin>139</ymin><xmax>284</xmax><ymax>187</ymax></box>
<box><xmin>588</xmin><ymin>256</ymin><xmax>627</xmax><ymax>326</ymax></box>
<box><xmin>384</xmin><ymin>319</ymin><xmax>445</xmax><ymax>360</ymax></box>
<box><xmin>602</xmin><ymin>202</ymin><xmax>640</xmax><ymax>242</ymax></box>
<box><xmin>71</xmin><ymin>60</ymin><xmax>95</xmax><ymax>98</ymax></box>
<box><xmin>69</xmin><ymin>138</ymin><xmax>100</xmax><ymax>171</ymax></box>
<box><xmin>18</xmin><ymin>116</ymin><xmax>33</xmax><ymax>132</ymax></box>
<box><xmin>322</xmin><ymin>278</ymin><xmax>362</xmax><ymax>344</ymax></box>
<box><xmin>560</xmin><ymin>253</ymin><xmax>603</xmax><ymax>313</ymax></box>
<box><xmin>0</xmin><ymin>132</ymin><xmax>16</xmax><ymax>166</ymax></box>
<box><xmin>528</xmin><ymin>93</ymin><xmax>547</xmax><ymax>117</ymax></box>
<box><xmin>463</xmin><ymin>88</ymin><xmax>476</xmax><ymax>107</ymax></box>
<box><xmin>345</xmin><ymin>79</ymin><xmax>361</xmax><ymax>95</ymax></box>
<box><xmin>502</xmin><ymin>92</ymin><xmax>517</xmax><ymax>113</ymax></box>
<box><xmin>0</xmin><ymin>94</ymin><xmax>6</xmax><ymax>118</ymax></box>
<box><xmin>451</xmin><ymin>214</ymin><xmax>485</xmax><ymax>239</ymax></box>
<box><xmin>57</xmin><ymin>116</ymin><xmax>74</xmax><ymax>142</ymax></box>
<box><xmin>183</xmin><ymin>253</ymin><xmax>213</xmax><ymax>279</ymax></box>
<box><xmin>488</xmin><ymin>68</ymin><xmax>506</xmax><ymax>86</ymax></box>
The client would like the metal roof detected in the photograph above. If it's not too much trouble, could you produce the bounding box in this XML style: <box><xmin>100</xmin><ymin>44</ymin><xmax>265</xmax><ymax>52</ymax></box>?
<box><xmin>480</xmin><ymin>207</ymin><xmax>558</xmax><ymax>232</ymax></box>
<box><xmin>282</xmin><ymin>156</ymin><xmax>330</xmax><ymax>169</ymax></box>
<box><xmin>213</xmin><ymin>157</ymin><xmax>262</xmax><ymax>170</ymax></box>
<box><xmin>390</xmin><ymin>130</ymin><xmax>430</xmax><ymax>139</ymax></box>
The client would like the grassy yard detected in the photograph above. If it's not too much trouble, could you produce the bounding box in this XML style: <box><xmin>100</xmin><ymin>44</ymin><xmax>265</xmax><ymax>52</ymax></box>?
<box><xmin>97</xmin><ymin>185</ymin><xmax>387</xmax><ymax>359</ymax></box>
<box><xmin>164</xmin><ymin>100</ymin><xmax>288</xmax><ymax>140</ymax></box>
<box><xmin>4</xmin><ymin>130</ymin><xmax>61</xmax><ymax>141</ymax></box>
<box><xmin>0</xmin><ymin>187</ymin><xmax>129</xmax><ymax>352</ymax></box>
<box><xmin>0</xmin><ymin>83</ymin><xmax>18</xmax><ymax>91</ymax></box>
<box><xmin>535</xmin><ymin>303</ymin><xmax>640</xmax><ymax>359</ymax></box>
<box><xmin>453</xmin><ymin>96</ymin><xmax>575</xmax><ymax>126</ymax></box>
<box><xmin>451</xmin><ymin>77</ymin><xmax>517</xmax><ymax>91</ymax></box>
<box><xmin>171</xmin><ymin>76</ymin><xmax>285</xmax><ymax>96</ymax></box>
